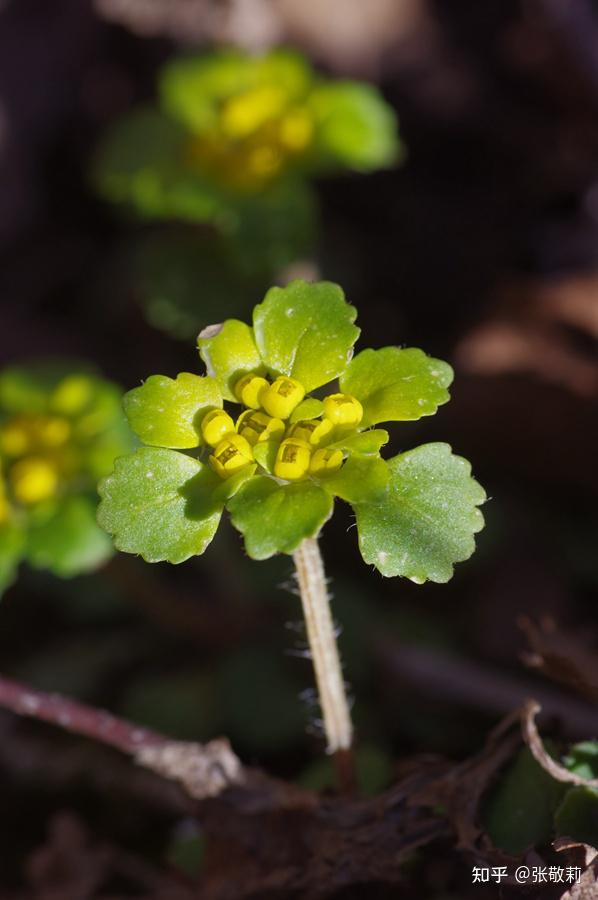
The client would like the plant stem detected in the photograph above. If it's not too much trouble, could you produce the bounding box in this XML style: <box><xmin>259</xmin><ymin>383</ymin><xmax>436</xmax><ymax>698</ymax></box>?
<box><xmin>292</xmin><ymin>538</ymin><xmax>354</xmax><ymax>778</ymax></box>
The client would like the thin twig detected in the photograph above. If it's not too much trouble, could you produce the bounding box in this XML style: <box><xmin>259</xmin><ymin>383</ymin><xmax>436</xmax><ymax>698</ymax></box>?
<box><xmin>0</xmin><ymin>674</ymin><xmax>243</xmax><ymax>799</ymax></box>
<box><xmin>292</xmin><ymin>538</ymin><xmax>354</xmax><ymax>786</ymax></box>
<box><xmin>522</xmin><ymin>699</ymin><xmax>598</xmax><ymax>787</ymax></box>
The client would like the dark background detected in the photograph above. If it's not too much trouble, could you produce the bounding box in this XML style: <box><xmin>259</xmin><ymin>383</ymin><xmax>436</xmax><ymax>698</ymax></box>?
<box><xmin>0</xmin><ymin>0</ymin><xmax>597</xmax><ymax>895</ymax></box>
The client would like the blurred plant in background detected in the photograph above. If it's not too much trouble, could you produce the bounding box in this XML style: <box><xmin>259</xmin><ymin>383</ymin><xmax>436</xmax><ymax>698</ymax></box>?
<box><xmin>0</xmin><ymin>366</ymin><xmax>134</xmax><ymax>596</ymax></box>
<box><xmin>94</xmin><ymin>48</ymin><xmax>400</xmax><ymax>338</ymax></box>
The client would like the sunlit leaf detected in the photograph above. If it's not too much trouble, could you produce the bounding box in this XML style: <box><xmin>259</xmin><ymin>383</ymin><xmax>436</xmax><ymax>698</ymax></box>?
<box><xmin>124</xmin><ymin>373</ymin><xmax>221</xmax><ymax>449</ymax></box>
<box><xmin>355</xmin><ymin>443</ymin><xmax>485</xmax><ymax>582</ymax></box>
<box><xmin>319</xmin><ymin>455</ymin><xmax>389</xmax><ymax>504</ymax></box>
<box><xmin>340</xmin><ymin>347</ymin><xmax>453</xmax><ymax>426</ymax></box>
<box><xmin>98</xmin><ymin>448</ymin><xmax>221</xmax><ymax>563</ymax></box>
<box><xmin>253</xmin><ymin>280</ymin><xmax>359</xmax><ymax>391</ymax></box>
<box><xmin>198</xmin><ymin>319</ymin><xmax>265</xmax><ymax>401</ymax></box>
<box><xmin>227</xmin><ymin>475</ymin><xmax>333</xmax><ymax>559</ymax></box>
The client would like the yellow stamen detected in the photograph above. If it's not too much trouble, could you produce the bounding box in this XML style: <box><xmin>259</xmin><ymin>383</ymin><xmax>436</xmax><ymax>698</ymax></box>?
<box><xmin>289</xmin><ymin>418</ymin><xmax>333</xmax><ymax>447</ymax></box>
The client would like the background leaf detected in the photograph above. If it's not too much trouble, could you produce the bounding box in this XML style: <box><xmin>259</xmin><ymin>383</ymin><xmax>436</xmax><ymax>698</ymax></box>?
<box><xmin>253</xmin><ymin>279</ymin><xmax>359</xmax><ymax>391</ymax></box>
<box><xmin>94</xmin><ymin>108</ymin><xmax>227</xmax><ymax>222</ymax></box>
<box><xmin>309</xmin><ymin>81</ymin><xmax>400</xmax><ymax>171</ymax></box>
<box><xmin>0</xmin><ymin>521</ymin><xmax>25</xmax><ymax>596</ymax></box>
<box><xmin>483</xmin><ymin>746</ymin><xmax>567</xmax><ymax>854</ymax></box>
<box><xmin>26</xmin><ymin>496</ymin><xmax>113</xmax><ymax>577</ymax></box>
<box><xmin>355</xmin><ymin>443</ymin><xmax>485</xmax><ymax>582</ymax></box>
<box><xmin>124</xmin><ymin>373</ymin><xmax>221</xmax><ymax>449</ymax></box>
<box><xmin>340</xmin><ymin>347</ymin><xmax>453</xmax><ymax>426</ymax></box>
<box><xmin>227</xmin><ymin>475</ymin><xmax>333</xmax><ymax>559</ymax></box>
<box><xmin>98</xmin><ymin>447</ymin><xmax>221</xmax><ymax>563</ymax></box>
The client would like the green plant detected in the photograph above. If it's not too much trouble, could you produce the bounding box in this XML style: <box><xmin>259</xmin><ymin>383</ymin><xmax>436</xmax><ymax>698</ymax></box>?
<box><xmin>98</xmin><ymin>279</ymin><xmax>485</xmax><ymax>763</ymax></box>
<box><xmin>0</xmin><ymin>365</ymin><xmax>134</xmax><ymax>595</ymax></box>
<box><xmin>94</xmin><ymin>49</ymin><xmax>401</xmax><ymax>338</ymax></box>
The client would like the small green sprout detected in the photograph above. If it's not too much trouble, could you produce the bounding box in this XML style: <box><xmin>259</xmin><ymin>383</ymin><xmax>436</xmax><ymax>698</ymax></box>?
<box><xmin>98</xmin><ymin>279</ymin><xmax>486</xmax><ymax>760</ymax></box>
<box><xmin>0</xmin><ymin>366</ymin><xmax>134</xmax><ymax>595</ymax></box>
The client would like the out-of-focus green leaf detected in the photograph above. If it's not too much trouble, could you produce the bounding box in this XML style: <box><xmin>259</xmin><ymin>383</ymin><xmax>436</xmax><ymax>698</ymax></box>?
<box><xmin>231</xmin><ymin>180</ymin><xmax>317</xmax><ymax>273</ymax></box>
<box><xmin>198</xmin><ymin>319</ymin><xmax>265</xmax><ymax>401</ymax></box>
<box><xmin>554</xmin><ymin>741</ymin><xmax>598</xmax><ymax>847</ymax></box>
<box><xmin>131</xmin><ymin>229</ymin><xmax>268</xmax><ymax>341</ymax></box>
<box><xmin>26</xmin><ymin>495</ymin><xmax>113</xmax><ymax>577</ymax></box>
<box><xmin>483</xmin><ymin>746</ymin><xmax>567</xmax><ymax>854</ymax></box>
<box><xmin>124</xmin><ymin>373</ymin><xmax>221</xmax><ymax>449</ymax></box>
<box><xmin>94</xmin><ymin>108</ymin><xmax>225</xmax><ymax>222</ymax></box>
<box><xmin>227</xmin><ymin>475</ymin><xmax>333</xmax><ymax>559</ymax></box>
<box><xmin>309</xmin><ymin>81</ymin><xmax>400</xmax><ymax>171</ymax></box>
<box><xmin>0</xmin><ymin>521</ymin><xmax>25</xmax><ymax>595</ymax></box>
<box><xmin>355</xmin><ymin>443</ymin><xmax>486</xmax><ymax>582</ymax></box>
<box><xmin>98</xmin><ymin>448</ymin><xmax>221</xmax><ymax>563</ymax></box>
<box><xmin>253</xmin><ymin>280</ymin><xmax>359</xmax><ymax>392</ymax></box>
<box><xmin>340</xmin><ymin>347</ymin><xmax>453</xmax><ymax>427</ymax></box>
<box><xmin>555</xmin><ymin>787</ymin><xmax>598</xmax><ymax>847</ymax></box>
<box><xmin>121</xmin><ymin>669</ymin><xmax>217</xmax><ymax>741</ymax></box>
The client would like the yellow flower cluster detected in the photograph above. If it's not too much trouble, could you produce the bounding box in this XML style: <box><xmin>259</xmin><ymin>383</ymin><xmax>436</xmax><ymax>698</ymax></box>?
<box><xmin>185</xmin><ymin>84</ymin><xmax>314</xmax><ymax>192</ymax></box>
<box><xmin>0</xmin><ymin>413</ymin><xmax>73</xmax><ymax>509</ymax></box>
<box><xmin>202</xmin><ymin>374</ymin><xmax>363</xmax><ymax>482</ymax></box>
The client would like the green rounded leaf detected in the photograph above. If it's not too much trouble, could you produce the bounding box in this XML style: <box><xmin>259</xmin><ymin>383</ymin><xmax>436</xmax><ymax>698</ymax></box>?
<box><xmin>0</xmin><ymin>521</ymin><xmax>26</xmax><ymax>596</ymax></box>
<box><xmin>26</xmin><ymin>495</ymin><xmax>113</xmax><ymax>578</ymax></box>
<box><xmin>198</xmin><ymin>319</ymin><xmax>265</xmax><ymax>402</ymax></box>
<box><xmin>98</xmin><ymin>448</ymin><xmax>221</xmax><ymax>563</ymax></box>
<box><xmin>253</xmin><ymin>279</ymin><xmax>359</xmax><ymax>392</ymax></box>
<box><xmin>329</xmin><ymin>428</ymin><xmax>389</xmax><ymax>455</ymax></box>
<box><xmin>319</xmin><ymin>456</ymin><xmax>389</xmax><ymax>505</ymax></box>
<box><xmin>309</xmin><ymin>82</ymin><xmax>400</xmax><ymax>171</ymax></box>
<box><xmin>340</xmin><ymin>347</ymin><xmax>453</xmax><ymax>426</ymax></box>
<box><xmin>227</xmin><ymin>476</ymin><xmax>333</xmax><ymax>559</ymax></box>
<box><xmin>355</xmin><ymin>443</ymin><xmax>486</xmax><ymax>583</ymax></box>
<box><xmin>124</xmin><ymin>373</ymin><xmax>221</xmax><ymax>449</ymax></box>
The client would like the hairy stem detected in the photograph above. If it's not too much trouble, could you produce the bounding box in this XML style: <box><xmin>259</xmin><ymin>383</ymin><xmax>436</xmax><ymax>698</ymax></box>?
<box><xmin>292</xmin><ymin>538</ymin><xmax>354</xmax><ymax>765</ymax></box>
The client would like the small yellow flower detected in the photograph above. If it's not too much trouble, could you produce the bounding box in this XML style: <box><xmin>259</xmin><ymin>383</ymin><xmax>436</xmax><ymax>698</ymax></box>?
<box><xmin>234</xmin><ymin>374</ymin><xmax>269</xmax><ymax>409</ymax></box>
<box><xmin>10</xmin><ymin>457</ymin><xmax>59</xmax><ymax>505</ymax></box>
<box><xmin>261</xmin><ymin>377</ymin><xmax>305</xmax><ymax>419</ymax></box>
<box><xmin>237</xmin><ymin>409</ymin><xmax>284</xmax><ymax>446</ymax></box>
<box><xmin>210</xmin><ymin>434</ymin><xmax>254</xmax><ymax>479</ymax></box>
<box><xmin>274</xmin><ymin>437</ymin><xmax>311</xmax><ymax>481</ymax></box>
<box><xmin>288</xmin><ymin>418</ymin><xmax>333</xmax><ymax>447</ymax></box>
<box><xmin>309</xmin><ymin>447</ymin><xmax>344</xmax><ymax>477</ymax></box>
<box><xmin>201</xmin><ymin>409</ymin><xmax>235</xmax><ymax>447</ymax></box>
<box><xmin>323</xmin><ymin>394</ymin><xmax>363</xmax><ymax>429</ymax></box>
